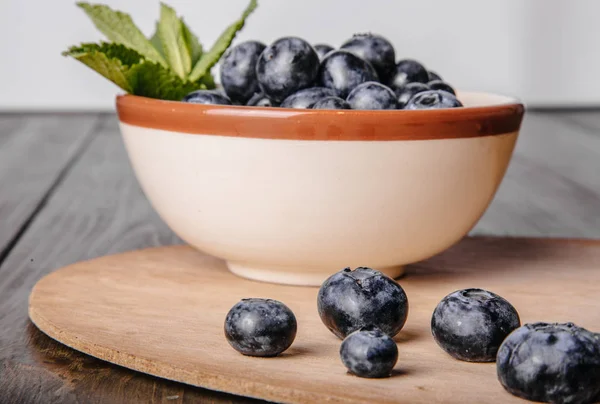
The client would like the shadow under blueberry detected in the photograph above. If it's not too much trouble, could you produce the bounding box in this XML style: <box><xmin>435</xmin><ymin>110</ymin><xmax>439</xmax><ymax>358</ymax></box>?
<box><xmin>394</xmin><ymin>330</ymin><xmax>423</xmax><ymax>343</ymax></box>
<box><xmin>276</xmin><ymin>345</ymin><xmax>314</xmax><ymax>358</ymax></box>
<box><xmin>345</xmin><ymin>367</ymin><xmax>413</xmax><ymax>379</ymax></box>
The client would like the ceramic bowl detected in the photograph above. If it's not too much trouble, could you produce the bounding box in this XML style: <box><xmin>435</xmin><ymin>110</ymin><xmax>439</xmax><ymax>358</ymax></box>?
<box><xmin>116</xmin><ymin>92</ymin><xmax>524</xmax><ymax>286</ymax></box>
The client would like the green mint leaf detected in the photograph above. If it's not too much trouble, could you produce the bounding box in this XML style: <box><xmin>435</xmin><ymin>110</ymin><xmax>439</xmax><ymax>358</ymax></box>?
<box><xmin>62</xmin><ymin>42</ymin><xmax>142</xmax><ymax>92</ymax></box>
<box><xmin>149</xmin><ymin>23</ymin><xmax>165</xmax><ymax>59</ymax></box>
<box><xmin>128</xmin><ymin>62</ymin><xmax>205</xmax><ymax>100</ymax></box>
<box><xmin>158</xmin><ymin>3</ymin><xmax>192</xmax><ymax>79</ymax></box>
<box><xmin>181</xmin><ymin>18</ymin><xmax>203</xmax><ymax>65</ymax></box>
<box><xmin>188</xmin><ymin>0</ymin><xmax>257</xmax><ymax>82</ymax></box>
<box><xmin>64</xmin><ymin>42</ymin><xmax>204</xmax><ymax>100</ymax></box>
<box><xmin>198</xmin><ymin>72</ymin><xmax>216</xmax><ymax>89</ymax></box>
<box><xmin>77</xmin><ymin>2</ymin><xmax>167</xmax><ymax>67</ymax></box>
<box><xmin>151</xmin><ymin>18</ymin><xmax>202</xmax><ymax>68</ymax></box>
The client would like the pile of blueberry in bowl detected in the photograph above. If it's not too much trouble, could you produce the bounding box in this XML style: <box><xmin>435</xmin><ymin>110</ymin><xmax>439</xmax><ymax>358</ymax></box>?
<box><xmin>183</xmin><ymin>33</ymin><xmax>462</xmax><ymax>111</ymax></box>
<box><xmin>224</xmin><ymin>267</ymin><xmax>600</xmax><ymax>403</ymax></box>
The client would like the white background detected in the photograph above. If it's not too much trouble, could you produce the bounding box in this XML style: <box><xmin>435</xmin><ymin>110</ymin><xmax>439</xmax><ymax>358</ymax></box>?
<box><xmin>1</xmin><ymin>0</ymin><xmax>599</xmax><ymax>110</ymax></box>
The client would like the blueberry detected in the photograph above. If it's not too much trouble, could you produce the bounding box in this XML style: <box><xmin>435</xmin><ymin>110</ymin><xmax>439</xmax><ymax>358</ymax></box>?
<box><xmin>428</xmin><ymin>80</ymin><xmax>456</xmax><ymax>95</ymax></box>
<box><xmin>318</xmin><ymin>50</ymin><xmax>378</xmax><ymax>98</ymax></box>
<box><xmin>497</xmin><ymin>323</ymin><xmax>600</xmax><ymax>404</ymax></box>
<box><xmin>431</xmin><ymin>288</ymin><xmax>520</xmax><ymax>362</ymax></box>
<box><xmin>256</xmin><ymin>37</ymin><xmax>320</xmax><ymax>102</ymax></box>
<box><xmin>314</xmin><ymin>44</ymin><xmax>335</xmax><ymax>60</ymax></box>
<box><xmin>247</xmin><ymin>92</ymin><xmax>278</xmax><ymax>107</ymax></box>
<box><xmin>395</xmin><ymin>82</ymin><xmax>430</xmax><ymax>109</ymax></box>
<box><xmin>224</xmin><ymin>298</ymin><xmax>297</xmax><ymax>357</ymax></box>
<box><xmin>340</xmin><ymin>33</ymin><xmax>396</xmax><ymax>84</ymax></box>
<box><xmin>317</xmin><ymin>267</ymin><xmax>409</xmax><ymax>339</ymax></box>
<box><xmin>219</xmin><ymin>41</ymin><xmax>266</xmax><ymax>104</ymax></box>
<box><xmin>346</xmin><ymin>81</ymin><xmax>398</xmax><ymax>110</ymax></box>
<box><xmin>312</xmin><ymin>96</ymin><xmax>350</xmax><ymax>110</ymax></box>
<box><xmin>280</xmin><ymin>87</ymin><xmax>337</xmax><ymax>109</ymax></box>
<box><xmin>182</xmin><ymin>90</ymin><xmax>232</xmax><ymax>105</ymax></box>
<box><xmin>340</xmin><ymin>326</ymin><xmax>398</xmax><ymax>378</ymax></box>
<box><xmin>390</xmin><ymin>59</ymin><xmax>429</xmax><ymax>90</ymax></box>
<box><xmin>428</xmin><ymin>70</ymin><xmax>442</xmax><ymax>82</ymax></box>
<box><xmin>404</xmin><ymin>90</ymin><xmax>463</xmax><ymax>110</ymax></box>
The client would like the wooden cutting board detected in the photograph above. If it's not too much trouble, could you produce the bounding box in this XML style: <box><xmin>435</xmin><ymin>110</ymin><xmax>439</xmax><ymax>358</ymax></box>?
<box><xmin>28</xmin><ymin>237</ymin><xmax>600</xmax><ymax>404</ymax></box>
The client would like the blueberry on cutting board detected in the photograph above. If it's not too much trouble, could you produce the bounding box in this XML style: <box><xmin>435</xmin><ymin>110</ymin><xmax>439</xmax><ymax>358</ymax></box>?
<box><xmin>340</xmin><ymin>326</ymin><xmax>398</xmax><ymax>378</ymax></box>
<box><xmin>497</xmin><ymin>322</ymin><xmax>600</xmax><ymax>404</ymax></box>
<box><xmin>431</xmin><ymin>288</ymin><xmax>520</xmax><ymax>362</ymax></box>
<box><xmin>317</xmin><ymin>267</ymin><xmax>409</xmax><ymax>339</ymax></box>
<box><xmin>224</xmin><ymin>298</ymin><xmax>297</xmax><ymax>357</ymax></box>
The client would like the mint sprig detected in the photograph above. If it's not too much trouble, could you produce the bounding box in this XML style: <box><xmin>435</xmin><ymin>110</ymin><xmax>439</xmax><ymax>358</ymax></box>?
<box><xmin>77</xmin><ymin>3</ymin><xmax>167</xmax><ymax>68</ymax></box>
<box><xmin>63</xmin><ymin>43</ymin><xmax>204</xmax><ymax>100</ymax></box>
<box><xmin>65</xmin><ymin>1</ymin><xmax>258</xmax><ymax>100</ymax></box>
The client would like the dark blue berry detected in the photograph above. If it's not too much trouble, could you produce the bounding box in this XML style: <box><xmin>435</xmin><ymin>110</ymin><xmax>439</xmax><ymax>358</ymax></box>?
<box><xmin>256</xmin><ymin>37</ymin><xmax>320</xmax><ymax>102</ymax></box>
<box><xmin>395</xmin><ymin>82</ymin><xmax>430</xmax><ymax>109</ymax></box>
<box><xmin>246</xmin><ymin>92</ymin><xmax>278</xmax><ymax>107</ymax></box>
<box><xmin>431</xmin><ymin>288</ymin><xmax>520</xmax><ymax>362</ymax></box>
<box><xmin>312</xmin><ymin>96</ymin><xmax>350</xmax><ymax>110</ymax></box>
<box><xmin>280</xmin><ymin>87</ymin><xmax>337</xmax><ymax>109</ymax></box>
<box><xmin>182</xmin><ymin>90</ymin><xmax>232</xmax><ymax>105</ymax></box>
<box><xmin>219</xmin><ymin>41</ymin><xmax>266</xmax><ymax>104</ymax></box>
<box><xmin>404</xmin><ymin>90</ymin><xmax>463</xmax><ymax>110</ymax></box>
<box><xmin>340</xmin><ymin>33</ymin><xmax>396</xmax><ymax>84</ymax></box>
<box><xmin>346</xmin><ymin>81</ymin><xmax>398</xmax><ymax>110</ymax></box>
<box><xmin>390</xmin><ymin>59</ymin><xmax>429</xmax><ymax>90</ymax></box>
<box><xmin>428</xmin><ymin>80</ymin><xmax>456</xmax><ymax>95</ymax></box>
<box><xmin>340</xmin><ymin>326</ymin><xmax>398</xmax><ymax>378</ymax></box>
<box><xmin>497</xmin><ymin>323</ymin><xmax>600</xmax><ymax>404</ymax></box>
<box><xmin>317</xmin><ymin>267</ymin><xmax>409</xmax><ymax>339</ymax></box>
<box><xmin>318</xmin><ymin>50</ymin><xmax>378</xmax><ymax>98</ymax></box>
<box><xmin>428</xmin><ymin>70</ymin><xmax>442</xmax><ymax>82</ymax></box>
<box><xmin>314</xmin><ymin>44</ymin><xmax>334</xmax><ymax>60</ymax></box>
<box><xmin>224</xmin><ymin>298</ymin><xmax>297</xmax><ymax>357</ymax></box>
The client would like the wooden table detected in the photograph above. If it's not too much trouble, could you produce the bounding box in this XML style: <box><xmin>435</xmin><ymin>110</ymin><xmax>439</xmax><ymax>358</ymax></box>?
<box><xmin>0</xmin><ymin>110</ymin><xmax>599</xmax><ymax>403</ymax></box>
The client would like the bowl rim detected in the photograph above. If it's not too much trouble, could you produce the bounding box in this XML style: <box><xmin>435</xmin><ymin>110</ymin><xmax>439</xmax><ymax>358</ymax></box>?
<box><xmin>116</xmin><ymin>91</ymin><xmax>525</xmax><ymax>141</ymax></box>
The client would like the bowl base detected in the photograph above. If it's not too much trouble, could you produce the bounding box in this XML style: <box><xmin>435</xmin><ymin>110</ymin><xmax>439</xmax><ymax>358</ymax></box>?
<box><xmin>226</xmin><ymin>261</ymin><xmax>405</xmax><ymax>287</ymax></box>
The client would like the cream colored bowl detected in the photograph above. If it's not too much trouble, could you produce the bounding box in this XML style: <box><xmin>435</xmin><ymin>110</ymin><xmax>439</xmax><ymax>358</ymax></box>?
<box><xmin>116</xmin><ymin>92</ymin><xmax>524</xmax><ymax>286</ymax></box>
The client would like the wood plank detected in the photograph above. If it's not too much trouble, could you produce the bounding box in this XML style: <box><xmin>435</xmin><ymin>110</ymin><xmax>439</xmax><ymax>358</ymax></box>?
<box><xmin>552</xmin><ymin>110</ymin><xmax>600</xmax><ymax>135</ymax></box>
<box><xmin>0</xmin><ymin>115</ymin><xmax>257</xmax><ymax>404</ymax></box>
<box><xmin>473</xmin><ymin>112</ymin><xmax>600</xmax><ymax>238</ymax></box>
<box><xmin>0</xmin><ymin>113</ymin><xmax>101</xmax><ymax>262</ymax></box>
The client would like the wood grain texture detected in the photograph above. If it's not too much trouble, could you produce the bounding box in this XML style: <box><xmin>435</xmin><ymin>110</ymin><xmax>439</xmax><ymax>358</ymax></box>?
<box><xmin>556</xmin><ymin>110</ymin><xmax>600</xmax><ymax>135</ymax></box>
<box><xmin>0</xmin><ymin>113</ymin><xmax>101</xmax><ymax>260</ymax></box>
<box><xmin>1</xmin><ymin>111</ymin><xmax>600</xmax><ymax>404</ymax></box>
<box><xmin>474</xmin><ymin>113</ymin><xmax>600</xmax><ymax>237</ymax></box>
<box><xmin>0</xmin><ymin>115</ymin><xmax>256</xmax><ymax>404</ymax></box>
<box><xmin>28</xmin><ymin>238</ymin><xmax>600</xmax><ymax>404</ymax></box>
